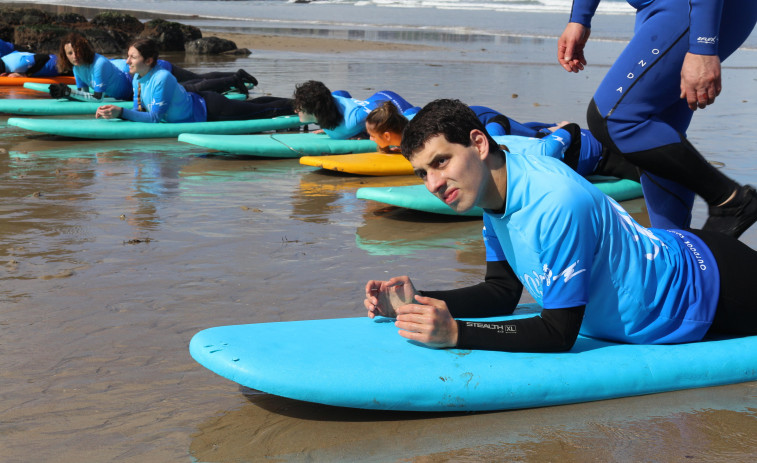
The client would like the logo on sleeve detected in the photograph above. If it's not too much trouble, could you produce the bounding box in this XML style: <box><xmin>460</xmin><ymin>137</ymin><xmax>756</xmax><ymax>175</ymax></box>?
<box><xmin>521</xmin><ymin>261</ymin><xmax>586</xmax><ymax>299</ymax></box>
<box><xmin>696</xmin><ymin>36</ymin><xmax>717</xmax><ymax>45</ymax></box>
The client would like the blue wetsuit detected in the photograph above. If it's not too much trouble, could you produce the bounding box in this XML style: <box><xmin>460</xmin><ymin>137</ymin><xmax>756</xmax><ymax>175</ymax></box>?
<box><xmin>0</xmin><ymin>39</ymin><xmax>14</xmax><ymax>58</ymax></box>
<box><xmin>122</xmin><ymin>67</ymin><xmax>207</xmax><ymax>123</ymax></box>
<box><xmin>407</xmin><ymin>104</ymin><xmax>611</xmax><ymax>177</ymax></box>
<box><xmin>494</xmin><ymin>129</ymin><xmax>603</xmax><ymax>177</ymax></box>
<box><xmin>469</xmin><ymin>106</ymin><xmax>552</xmax><ymax>138</ymax></box>
<box><xmin>324</xmin><ymin>91</ymin><xmax>414</xmax><ymax>139</ymax></box>
<box><xmin>0</xmin><ymin>51</ymin><xmax>58</xmax><ymax>76</ymax></box>
<box><xmin>572</xmin><ymin>0</ymin><xmax>757</xmax><ymax>229</ymax></box>
<box><xmin>482</xmin><ymin>151</ymin><xmax>719</xmax><ymax>344</ymax></box>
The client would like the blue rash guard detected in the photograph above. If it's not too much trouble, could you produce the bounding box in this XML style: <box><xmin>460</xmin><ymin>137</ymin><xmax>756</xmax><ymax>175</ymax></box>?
<box><xmin>0</xmin><ymin>39</ymin><xmax>14</xmax><ymax>58</ymax></box>
<box><xmin>571</xmin><ymin>0</ymin><xmax>757</xmax><ymax>229</ymax></box>
<box><xmin>1</xmin><ymin>52</ymin><xmax>58</xmax><ymax>76</ymax></box>
<box><xmin>482</xmin><ymin>151</ymin><xmax>719</xmax><ymax>344</ymax></box>
<box><xmin>121</xmin><ymin>67</ymin><xmax>207</xmax><ymax>123</ymax></box>
<box><xmin>323</xmin><ymin>91</ymin><xmax>414</xmax><ymax>140</ymax></box>
<box><xmin>73</xmin><ymin>54</ymin><xmax>132</xmax><ymax>100</ymax></box>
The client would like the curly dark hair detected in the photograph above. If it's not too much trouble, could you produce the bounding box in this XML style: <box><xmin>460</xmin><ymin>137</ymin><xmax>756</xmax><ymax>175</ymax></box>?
<box><xmin>292</xmin><ymin>80</ymin><xmax>342</xmax><ymax>130</ymax></box>
<box><xmin>400</xmin><ymin>99</ymin><xmax>500</xmax><ymax>160</ymax></box>
<box><xmin>57</xmin><ymin>32</ymin><xmax>95</xmax><ymax>73</ymax></box>
<box><xmin>365</xmin><ymin>101</ymin><xmax>408</xmax><ymax>135</ymax></box>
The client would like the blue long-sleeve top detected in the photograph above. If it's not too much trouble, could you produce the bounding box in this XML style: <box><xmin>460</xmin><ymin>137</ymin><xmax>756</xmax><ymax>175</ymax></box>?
<box><xmin>121</xmin><ymin>67</ymin><xmax>206</xmax><ymax>123</ymax></box>
<box><xmin>569</xmin><ymin>0</ymin><xmax>723</xmax><ymax>55</ymax></box>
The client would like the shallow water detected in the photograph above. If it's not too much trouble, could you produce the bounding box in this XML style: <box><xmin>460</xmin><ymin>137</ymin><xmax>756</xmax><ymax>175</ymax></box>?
<box><xmin>2</xmin><ymin>7</ymin><xmax>757</xmax><ymax>462</ymax></box>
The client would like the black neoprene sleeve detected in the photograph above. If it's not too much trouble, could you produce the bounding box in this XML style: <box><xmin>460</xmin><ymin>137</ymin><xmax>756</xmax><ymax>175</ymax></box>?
<box><xmin>419</xmin><ymin>259</ymin><xmax>585</xmax><ymax>352</ymax></box>
<box><xmin>419</xmin><ymin>260</ymin><xmax>522</xmax><ymax>318</ymax></box>
<box><xmin>456</xmin><ymin>306</ymin><xmax>585</xmax><ymax>352</ymax></box>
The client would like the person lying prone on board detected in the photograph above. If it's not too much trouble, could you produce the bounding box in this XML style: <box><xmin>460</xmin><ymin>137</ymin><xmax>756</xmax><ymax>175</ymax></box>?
<box><xmin>95</xmin><ymin>38</ymin><xmax>294</xmax><ymax>123</ymax></box>
<box><xmin>292</xmin><ymin>80</ymin><xmax>415</xmax><ymax>140</ymax></box>
<box><xmin>0</xmin><ymin>38</ymin><xmax>30</xmax><ymax>58</ymax></box>
<box><xmin>363</xmin><ymin>99</ymin><xmax>757</xmax><ymax>353</ymax></box>
<box><xmin>0</xmin><ymin>50</ymin><xmax>61</xmax><ymax>78</ymax></box>
<box><xmin>51</xmin><ymin>33</ymin><xmax>258</xmax><ymax>103</ymax></box>
<box><xmin>366</xmin><ymin>100</ymin><xmax>638</xmax><ymax>181</ymax></box>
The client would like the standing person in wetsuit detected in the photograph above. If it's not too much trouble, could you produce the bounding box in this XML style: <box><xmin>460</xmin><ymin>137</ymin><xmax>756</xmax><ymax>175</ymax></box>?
<box><xmin>557</xmin><ymin>0</ymin><xmax>757</xmax><ymax>237</ymax></box>
<box><xmin>292</xmin><ymin>80</ymin><xmax>414</xmax><ymax>139</ymax></box>
<box><xmin>95</xmin><ymin>39</ymin><xmax>293</xmax><ymax>123</ymax></box>
<box><xmin>364</xmin><ymin>99</ymin><xmax>757</xmax><ymax>352</ymax></box>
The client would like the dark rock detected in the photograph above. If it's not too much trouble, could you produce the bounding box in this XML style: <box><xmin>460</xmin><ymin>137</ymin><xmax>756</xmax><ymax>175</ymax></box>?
<box><xmin>0</xmin><ymin>7</ymin><xmax>53</xmax><ymax>26</ymax></box>
<box><xmin>0</xmin><ymin>25</ymin><xmax>14</xmax><ymax>43</ymax></box>
<box><xmin>82</xmin><ymin>28</ymin><xmax>131</xmax><ymax>54</ymax></box>
<box><xmin>185</xmin><ymin>36</ymin><xmax>237</xmax><ymax>54</ymax></box>
<box><xmin>139</xmin><ymin>18</ymin><xmax>201</xmax><ymax>51</ymax></box>
<box><xmin>222</xmin><ymin>48</ymin><xmax>253</xmax><ymax>56</ymax></box>
<box><xmin>13</xmin><ymin>25</ymin><xmax>73</xmax><ymax>54</ymax></box>
<box><xmin>91</xmin><ymin>11</ymin><xmax>144</xmax><ymax>35</ymax></box>
<box><xmin>52</xmin><ymin>13</ymin><xmax>88</xmax><ymax>26</ymax></box>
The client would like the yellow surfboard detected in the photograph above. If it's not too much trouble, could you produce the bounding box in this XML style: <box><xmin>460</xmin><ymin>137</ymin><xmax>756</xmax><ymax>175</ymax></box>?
<box><xmin>300</xmin><ymin>152</ymin><xmax>414</xmax><ymax>176</ymax></box>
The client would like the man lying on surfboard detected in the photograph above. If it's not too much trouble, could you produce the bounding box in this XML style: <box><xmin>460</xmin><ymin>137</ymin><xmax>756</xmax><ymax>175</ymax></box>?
<box><xmin>364</xmin><ymin>98</ymin><xmax>757</xmax><ymax>352</ymax></box>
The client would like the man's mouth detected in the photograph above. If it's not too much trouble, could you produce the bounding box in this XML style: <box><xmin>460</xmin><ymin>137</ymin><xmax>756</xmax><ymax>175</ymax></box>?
<box><xmin>442</xmin><ymin>188</ymin><xmax>459</xmax><ymax>205</ymax></box>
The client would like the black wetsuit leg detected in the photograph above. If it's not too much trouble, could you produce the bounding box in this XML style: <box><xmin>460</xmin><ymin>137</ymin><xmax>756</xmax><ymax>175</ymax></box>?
<box><xmin>200</xmin><ymin>91</ymin><xmax>294</xmax><ymax>121</ymax></box>
<box><xmin>691</xmin><ymin>229</ymin><xmax>757</xmax><ymax>335</ymax></box>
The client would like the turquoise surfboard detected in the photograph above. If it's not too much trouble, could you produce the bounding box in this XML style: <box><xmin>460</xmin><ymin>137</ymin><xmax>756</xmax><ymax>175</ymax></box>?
<box><xmin>189</xmin><ymin>304</ymin><xmax>757</xmax><ymax>412</ymax></box>
<box><xmin>0</xmin><ymin>97</ymin><xmax>132</xmax><ymax>116</ymax></box>
<box><xmin>6</xmin><ymin>115</ymin><xmax>303</xmax><ymax>139</ymax></box>
<box><xmin>356</xmin><ymin>177</ymin><xmax>643</xmax><ymax>216</ymax></box>
<box><xmin>178</xmin><ymin>132</ymin><xmax>378</xmax><ymax>158</ymax></box>
<box><xmin>2</xmin><ymin>89</ymin><xmax>246</xmax><ymax>116</ymax></box>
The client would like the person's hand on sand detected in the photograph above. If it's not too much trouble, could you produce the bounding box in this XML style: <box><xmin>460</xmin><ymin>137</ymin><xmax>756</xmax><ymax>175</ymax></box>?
<box><xmin>680</xmin><ymin>52</ymin><xmax>722</xmax><ymax>111</ymax></box>
<box><xmin>558</xmin><ymin>22</ymin><xmax>590</xmax><ymax>73</ymax></box>
<box><xmin>95</xmin><ymin>104</ymin><xmax>123</xmax><ymax>119</ymax></box>
<box><xmin>364</xmin><ymin>276</ymin><xmax>419</xmax><ymax>319</ymax></box>
<box><xmin>395</xmin><ymin>295</ymin><xmax>458</xmax><ymax>348</ymax></box>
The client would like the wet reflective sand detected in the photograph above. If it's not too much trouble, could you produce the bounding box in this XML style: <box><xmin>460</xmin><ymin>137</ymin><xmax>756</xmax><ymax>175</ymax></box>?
<box><xmin>1</xmin><ymin>21</ymin><xmax>757</xmax><ymax>463</ymax></box>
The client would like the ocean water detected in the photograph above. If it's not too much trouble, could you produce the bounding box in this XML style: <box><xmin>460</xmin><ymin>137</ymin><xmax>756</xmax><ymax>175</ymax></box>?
<box><xmin>15</xmin><ymin>0</ymin><xmax>637</xmax><ymax>38</ymax></box>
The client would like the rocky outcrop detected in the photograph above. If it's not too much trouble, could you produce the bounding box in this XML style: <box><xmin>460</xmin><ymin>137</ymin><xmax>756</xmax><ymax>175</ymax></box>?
<box><xmin>185</xmin><ymin>36</ymin><xmax>242</xmax><ymax>55</ymax></box>
<box><xmin>139</xmin><ymin>19</ymin><xmax>202</xmax><ymax>52</ymax></box>
<box><xmin>90</xmin><ymin>12</ymin><xmax>145</xmax><ymax>35</ymax></box>
<box><xmin>0</xmin><ymin>7</ymin><xmax>237</xmax><ymax>55</ymax></box>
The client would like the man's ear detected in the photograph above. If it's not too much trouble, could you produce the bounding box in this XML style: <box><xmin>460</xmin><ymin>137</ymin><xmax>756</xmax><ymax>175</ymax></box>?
<box><xmin>470</xmin><ymin>129</ymin><xmax>490</xmax><ymax>159</ymax></box>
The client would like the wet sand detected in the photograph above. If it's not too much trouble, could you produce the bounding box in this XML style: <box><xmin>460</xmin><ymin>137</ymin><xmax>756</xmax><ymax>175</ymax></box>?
<box><xmin>2</xmin><ymin>7</ymin><xmax>757</xmax><ymax>463</ymax></box>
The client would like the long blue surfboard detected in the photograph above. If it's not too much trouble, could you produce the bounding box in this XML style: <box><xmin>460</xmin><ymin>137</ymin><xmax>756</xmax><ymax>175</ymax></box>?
<box><xmin>178</xmin><ymin>132</ymin><xmax>378</xmax><ymax>158</ymax></box>
<box><xmin>7</xmin><ymin>115</ymin><xmax>304</xmax><ymax>139</ymax></box>
<box><xmin>356</xmin><ymin>177</ymin><xmax>643</xmax><ymax>216</ymax></box>
<box><xmin>189</xmin><ymin>304</ymin><xmax>757</xmax><ymax>412</ymax></box>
